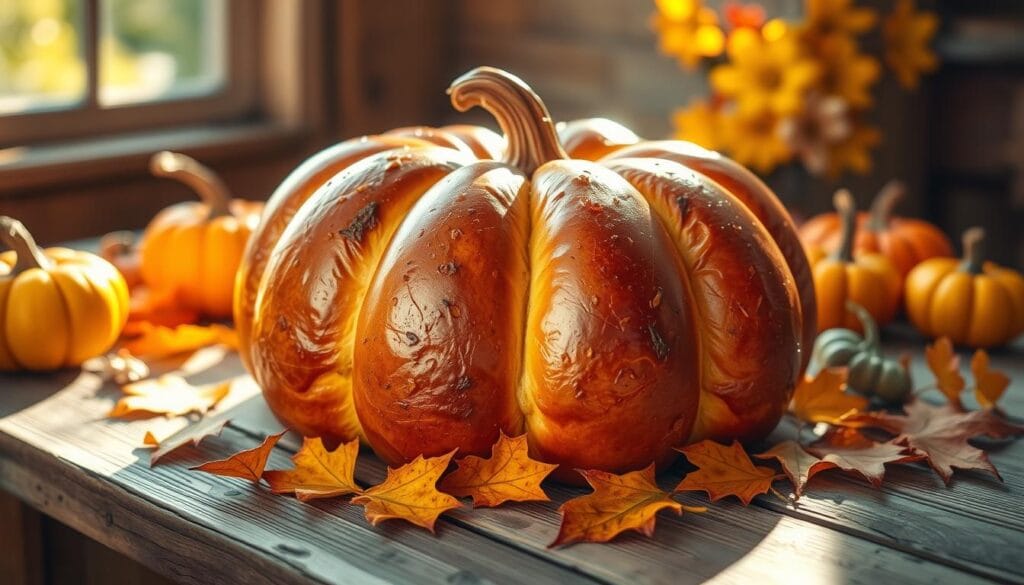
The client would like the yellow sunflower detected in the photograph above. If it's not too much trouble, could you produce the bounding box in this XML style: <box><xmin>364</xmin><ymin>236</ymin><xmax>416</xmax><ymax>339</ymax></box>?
<box><xmin>672</xmin><ymin>99</ymin><xmax>723</xmax><ymax>149</ymax></box>
<box><xmin>651</xmin><ymin>0</ymin><xmax>726</xmax><ymax>70</ymax></box>
<box><xmin>804</xmin><ymin>0</ymin><xmax>877</xmax><ymax>38</ymax></box>
<box><xmin>817</xmin><ymin>35</ymin><xmax>881</xmax><ymax>109</ymax></box>
<box><xmin>710</xmin><ymin>27</ymin><xmax>819</xmax><ymax>117</ymax></box>
<box><xmin>719</xmin><ymin>109</ymin><xmax>792</xmax><ymax>174</ymax></box>
<box><xmin>826</xmin><ymin>122</ymin><xmax>881</xmax><ymax>178</ymax></box>
<box><xmin>883</xmin><ymin>0</ymin><xmax>939</xmax><ymax>89</ymax></box>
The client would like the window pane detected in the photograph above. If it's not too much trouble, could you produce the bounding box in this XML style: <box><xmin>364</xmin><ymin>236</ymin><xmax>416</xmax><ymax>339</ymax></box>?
<box><xmin>99</xmin><ymin>0</ymin><xmax>226</xmax><ymax>107</ymax></box>
<box><xmin>0</xmin><ymin>0</ymin><xmax>86</xmax><ymax>115</ymax></box>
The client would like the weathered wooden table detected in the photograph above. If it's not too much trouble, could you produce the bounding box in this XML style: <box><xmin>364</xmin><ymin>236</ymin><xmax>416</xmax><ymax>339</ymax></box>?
<box><xmin>0</xmin><ymin>333</ymin><xmax>1022</xmax><ymax>584</ymax></box>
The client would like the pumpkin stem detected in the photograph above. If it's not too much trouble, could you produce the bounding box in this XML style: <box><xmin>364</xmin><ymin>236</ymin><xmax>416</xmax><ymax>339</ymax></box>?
<box><xmin>960</xmin><ymin>227</ymin><xmax>986</xmax><ymax>274</ymax></box>
<box><xmin>867</xmin><ymin>180</ymin><xmax>904</xmax><ymax>232</ymax></box>
<box><xmin>0</xmin><ymin>216</ymin><xmax>52</xmax><ymax>274</ymax></box>
<box><xmin>447</xmin><ymin>67</ymin><xmax>567</xmax><ymax>174</ymax></box>
<box><xmin>150</xmin><ymin>151</ymin><xmax>233</xmax><ymax>218</ymax></box>
<box><xmin>845</xmin><ymin>301</ymin><xmax>879</xmax><ymax>350</ymax></box>
<box><xmin>832</xmin><ymin>189</ymin><xmax>857</xmax><ymax>263</ymax></box>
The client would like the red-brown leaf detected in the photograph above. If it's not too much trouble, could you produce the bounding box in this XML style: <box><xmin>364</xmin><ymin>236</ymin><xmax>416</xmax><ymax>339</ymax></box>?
<box><xmin>675</xmin><ymin>440</ymin><xmax>778</xmax><ymax>505</ymax></box>
<box><xmin>808</xmin><ymin>429</ymin><xmax>925</xmax><ymax>487</ymax></box>
<box><xmin>190</xmin><ymin>431</ymin><xmax>286</xmax><ymax>482</ymax></box>
<box><xmin>755</xmin><ymin>441</ymin><xmax>837</xmax><ymax>497</ymax></box>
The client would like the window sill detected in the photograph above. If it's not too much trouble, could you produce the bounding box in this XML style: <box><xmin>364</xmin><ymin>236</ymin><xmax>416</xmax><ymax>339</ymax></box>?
<box><xmin>0</xmin><ymin>122</ymin><xmax>310</xmax><ymax>198</ymax></box>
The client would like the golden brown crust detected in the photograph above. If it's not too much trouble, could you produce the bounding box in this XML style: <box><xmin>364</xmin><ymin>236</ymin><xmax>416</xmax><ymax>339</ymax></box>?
<box><xmin>522</xmin><ymin>160</ymin><xmax>699</xmax><ymax>475</ymax></box>
<box><xmin>607</xmin><ymin>158</ymin><xmax>801</xmax><ymax>442</ymax></box>
<box><xmin>235</xmin><ymin>135</ymin><xmax>433</xmax><ymax>369</ymax></box>
<box><xmin>604</xmin><ymin>140</ymin><xmax>816</xmax><ymax>377</ymax></box>
<box><xmin>353</xmin><ymin>162</ymin><xmax>530</xmax><ymax>465</ymax></box>
<box><xmin>558</xmin><ymin>118</ymin><xmax>641</xmax><ymax>161</ymax></box>
<box><xmin>250</xmin><ymin>147</ymin><xmax>470</xmax><ymax>442</ymax></box>
<box><xmin>437</xmin><ymin>124</ymin><xmax>505</xmax><ymax>159</ymax></box>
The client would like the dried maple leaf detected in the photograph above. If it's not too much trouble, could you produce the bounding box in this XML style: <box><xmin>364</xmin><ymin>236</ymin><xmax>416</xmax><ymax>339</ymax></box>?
<box><xmin>808</xmin><ymin>429</ymin><xmax>925</xmax><ymax>487</ymax></box>
<box><xmin>755</xmin><ymin>441</ymin><xmax>836</xmax><ymax>497</ymax></box>
<box><xmin>191</xmin><ymin>431</ymin><xmax>286</xmax><ymax>482</ymax></box>
<box><xmin>264</xmin><ymin>437</ymin><xmax>362</xmax><ymax>501</ymax></box>
<box><xmin>789</xmin><ymin>368</ymin><xmax>867</xmax><ymax>424</ymax></box>
<box><xmin>675</xmin><ymin>440</ymin><xmax>778</xmax><ymax>505</ymax></box>
<box><xmin>925</xmin><ymin>337</ymin><xmax>965</xmax><ymax>409</ymax></box>
<box><xmin>439</xmin><ymin>432</ymin><xmax>558</xmax><ymax>507</ymax></box>
<box><xmin>551</xmin><ymin>464</ymin><xmax>699</xmax><ymax>547</ymax></box>
<box><xmin>110</xmin><ymin>375</ymin><xmax>230</xmax><ymax>418</ymax></box>
<box><xmin>971</xmin><ymin>350</ymin><xmax>1009</xmax><ymax>409</ymax></box>
<box><xmin>352</xmin><ymin>451</ymin><xmax>461</xmax><ymax>532</ymax></box>
<box><xmin>124</xmin><ymin>323</ymin><xmax>238</xmax><ymax>359</ymax></box>
<box><xmin>837</xmin><ymin>399</ymin><xmax>1024</xmax><ymax>484</ymax></box>
<box><xmin>144</xmin><ymin>414</ymin><xmax>231</xmax><ymax>466</ymax></box>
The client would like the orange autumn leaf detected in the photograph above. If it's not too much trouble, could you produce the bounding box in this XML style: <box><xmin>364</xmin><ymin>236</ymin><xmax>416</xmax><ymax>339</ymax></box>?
<box><xmin>836</xmin><ymin>399</ymin><xmax>1024</xmax><ymax>484</ymax></box>
<box><xmin>191</xmin><ymin>431</ymin><xmax>286</xmax><ymax>482</ymax></box>
<box><xmin>971</xmin><ymin>350</ymin><xmax>1009</xmax><ymax>409</ymax></box>
<box><xmin>124</xmin><ymin>286</ymin><xmax>200</xmax><ymax>336</ymax></box>
<box><xmin>808</xmin><ymin>428</ymin><xmax>924</xmax><ymax>487</ymax></box>
<box><xmin>352</xmin><ymin>451</ymin><xmax>461</xmax><ymax>532</ymax></box>
<box><xmin>264</xmin><ymin>437</ymin><xmax>362</xmax><ymax>501</ymax></box>
<box><xmin>551</xmin><ymin>464</ymin><xmax>699</xmax><ymax>547</ymax></box>
<box><xmin>110</xmin><ymin>375</ymin><xmax>230</xmax><ymax>419</ymax></box>
<box><xmin>755</xmin><ymin>440</ymin><xmax>836</xmax><ymax>497</ymax></box>
<box><xmin>675</xmin><ymin>440</ymin><xmax>778</xmax><ymax>505</ymax></box>
<box><xmin>789</xmin><ymin>368</ymin><xmax>867</xmax><ymax>424</ymax></box>
<box><xmin>144</xmin><ymin>413</ymin><xmax>231</xmax><ymax>466</ymax></box>
<box><xmin>124</xmin><ymin>323</ymin><xmax>238</xmax><ymax>359</ymax></box>
<box><xmin>439</xmin><ymin>432</ymin><xmax>558</xmax><ymax>507</ymax></box>
<box><xmin>925</xmin><ymin>337</ymin><xmax>965</xmax><ymax>409</ymax></box>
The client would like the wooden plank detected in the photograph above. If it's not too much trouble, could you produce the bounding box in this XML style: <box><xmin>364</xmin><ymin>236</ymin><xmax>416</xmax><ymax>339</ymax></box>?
<box><xmin>0</xmin><ymin>350</ymin><xmax>589</xmax><ymax>585</ymax></box>
<box><xmin>0</xmin><ymin>490</ymin><xmax>44</xmax><ymax>585</ymax></box>
<box><xmin>229</xmin><ymin>368</ymin><xmax>996</xmax><ymax>585</ymax></box>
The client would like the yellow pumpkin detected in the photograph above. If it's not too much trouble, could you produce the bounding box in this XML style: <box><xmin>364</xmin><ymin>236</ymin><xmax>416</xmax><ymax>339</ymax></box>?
<box><xmin>812</xmin><ymin>190</ymin><xmax>902</xmax><ymax>333</ymax></box>
<box><xmin>905</xmin><ymin>227</ymin><xmax>1024</xmax><ymax>348</ymax></box>
<box><xmin>140</xmin><ymin>152</ymin><xmax>263</xmax><ymax>318</ymax></box>
<box><xmin>0</xmin><ymin>217</ymin><xmax>129</xmax><ymax>371</ymax></box>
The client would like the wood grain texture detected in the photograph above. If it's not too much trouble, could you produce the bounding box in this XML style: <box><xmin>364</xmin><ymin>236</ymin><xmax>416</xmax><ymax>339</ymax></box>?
<box><xmin>0</xmin><ymin>490</ymin><xmax>44</xmax><ymax>585</ymax></box>
<box><xmin>0</xmin><ymin>333</ymin><xmax>1020</xmax><ymax>584</ymax></box>
<box><xmin>0</xmin><ymin>351</ymin><xmax>587</xmax><ymax>585</ymax></box>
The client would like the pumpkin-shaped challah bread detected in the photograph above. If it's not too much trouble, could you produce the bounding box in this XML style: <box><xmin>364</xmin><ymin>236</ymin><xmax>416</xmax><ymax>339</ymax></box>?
<box><xmin>237</xmin><ymin>67</ymin><xmax>814</xmax><ymax>477</ymax></box>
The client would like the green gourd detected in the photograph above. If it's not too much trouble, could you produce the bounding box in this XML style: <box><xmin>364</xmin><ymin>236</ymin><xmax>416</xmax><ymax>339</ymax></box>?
<box><xmin>812</xmin><ymin>301</ymin><xmax>911</xmax><ymax>403</ymax></box>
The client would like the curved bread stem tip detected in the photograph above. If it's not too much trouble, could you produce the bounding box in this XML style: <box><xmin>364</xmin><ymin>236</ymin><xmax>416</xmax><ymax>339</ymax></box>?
<box><xmin>845</xmin><ymin>301</ymin><xmax>879</xmax><ymax>349</ymax></box>
<box><xmin>832</xmin><ymin>189</ymin><xmax>857</xmax><ymax>263</ymax></box>
<box><xmin>150</xmin><ymin>151</ymin><xmax>233</xmax><ymax>218</ymax></box>
<box><xmin>448</xmin><ymin>66</ymin><xmax>567</xmax><ymax>174</ymax></box>
<box><xmin>961</xmin><ymin>227</ymin><xmax>986</xmax><ymax>274</ymax></box>
<box><xmin>868</xmin><ymin>180</ymin><xmax>905</xmax><ymax>230</ymax></box>
<box><xmin>0</xmin><ymin>216</ymin><xmax>51</xmax><ymax>274</ymax></box>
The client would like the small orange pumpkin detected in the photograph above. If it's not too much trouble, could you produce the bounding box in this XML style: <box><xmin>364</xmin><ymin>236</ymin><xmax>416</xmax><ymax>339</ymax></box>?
<box><xmin>139</xmin><ymin>152</ymin><xmax>263</xmax><ymax>318</ymax></box>
<box><xmin>800</xmin><ymin>180</ymin><xmax>953</xmax><ymax>276</ymax></box>
<box><xmin>812</xmin><ymin>189</ymin><xmax>902</xmax><ymax>333</ymax></box>
<box><xmin>905</xmin><ymin>227</ymin><xmax>1024</xmax><ymax>348</ymax></box>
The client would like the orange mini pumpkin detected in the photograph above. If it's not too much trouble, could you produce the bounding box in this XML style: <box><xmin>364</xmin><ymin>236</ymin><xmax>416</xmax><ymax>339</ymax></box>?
<box><xmin>812</xmin><ymin>190</ymin><xmax>902</xmax><ymax>333</ymax></box>
<box><xmin>799</xmin><ymin>180</ymin><xmax>953</xmax><ymax>276</ymax></box>
<box><xmin>236</xmin><ymin>67</ymin><xmax>814</xmax><ymax>476</ymax></box>
<box><xmin>905</xmin><ymin>228</ymin><xmax>1024</xmax><ymax>348</ymax></box>
<box><xmin>139</xmin><ymin>152</ymin><xmax>263</xmax><ymax>318</ymax></box>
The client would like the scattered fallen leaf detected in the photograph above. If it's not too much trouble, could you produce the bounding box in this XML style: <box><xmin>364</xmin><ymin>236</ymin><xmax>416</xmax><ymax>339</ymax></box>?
<box><xmin>439</xmin><ymin>432</ymin><xmax>558</xmax><ymax>507</ymax></box>
<box><xmin>551</xmin><ymin>464</ymin><xmax>699</xmax><ymax>547</ymax></box>
<box><xmin>110</xmin><ymin>375</ymin><xmax>230</xmax><ymax>418</ymax></box>
<box><xmin>191</xmin><ymin>431</ymin><xmax>286</xmax><ymax>482</ymax></box>
<box><xmin>264</xmin><ymin>437</ymin><xmax>362</xmax><ymax>501</ymax></box>
<box><xmin>808</xmin><ymin>429</ymin><xmax>925</xmax><ymax>487</ymax></box>
<box><xmin>755</xmin><ymin>441</ymin><xmax>836</xmax><ymax>497</ymax></box>
<box><xmin>144</xmin><ymin>414</ymin><xmax>231</xmax><ymax>466</ymax></box>
<box><xmin>837</xmin><ymin>399</ymin><xmax>1024</xmax><ymax>484</ymax></box>
<box><xmin>925</xmin><ymin>337</ymin><xmax>965</xmax><ymax>409</ymax></box>
<box><xmin>675</xmin><ymin>440</ymin><xmax>778</xmax><ymax>505</ymax></box>
<box><xmin>789</xmin><ymin>368</ymin><xmax>867</xmax><ymax>424</ymax></box>
<box><xmin>971</xmin><ymin>350</ymin><xmax>1009</xmax><ymax>409</ymax></box>
<box><xmin>352</xmin><ymin>451</ymin><xmax>461</xmax><ymax>532</ymax></box>
<box><xmin>124</xmin><ymin>323</ymin><xmax>238</xmax><ymax>359</ymax></box>
<box><xmin>124</xmin><ymin>286</ymin><xmax>200</xmax><ymax>336</ymax></box>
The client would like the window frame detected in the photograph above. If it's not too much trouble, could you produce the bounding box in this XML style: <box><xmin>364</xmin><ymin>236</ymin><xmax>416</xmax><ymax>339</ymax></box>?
<box><xmin>0</xmin><ymin>0</ymin><xmax>260</xmax><ymax>148</ymax></box>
